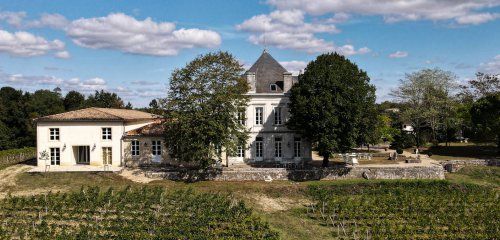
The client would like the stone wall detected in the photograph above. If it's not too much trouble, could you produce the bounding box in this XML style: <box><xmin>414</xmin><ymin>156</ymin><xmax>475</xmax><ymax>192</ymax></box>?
<box><xmin>439</xmin><ymin>159</ymin><xmax>500</xmax><ymax>172</ymax></box>
<box><xmin>145</xmin><ymin>165</ymin><xmax>445</xmax><ymax>182</ymax></box>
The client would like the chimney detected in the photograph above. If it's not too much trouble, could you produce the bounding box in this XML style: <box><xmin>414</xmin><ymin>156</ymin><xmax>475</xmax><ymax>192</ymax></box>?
<box><xmin>283</xmin><ymin>72</ymin><xmax>292</xmax><ymax>93</ymax></box>
<box><xmin>245</xmin><ymin>72</ymin><xmax>256</xmax><ymax>93</ymax></box>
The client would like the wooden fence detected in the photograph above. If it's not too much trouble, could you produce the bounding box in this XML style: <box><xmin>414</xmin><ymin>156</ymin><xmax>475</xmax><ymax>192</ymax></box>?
<box><xmin>0</xmin><ymin>147</ymin><xmax>36</xmax><ymax>169</ymax></box>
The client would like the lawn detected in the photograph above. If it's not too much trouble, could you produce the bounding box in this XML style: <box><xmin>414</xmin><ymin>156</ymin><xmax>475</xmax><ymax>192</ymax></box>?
<box><xmin>422</xmin><ymin>142</ymin><xmax>499</xmax><ymax>160</ymax></box>
<box><xmin>0</xmin><ymin>165</ymin><xmax>499</xmax><ymax>239</ymax></box>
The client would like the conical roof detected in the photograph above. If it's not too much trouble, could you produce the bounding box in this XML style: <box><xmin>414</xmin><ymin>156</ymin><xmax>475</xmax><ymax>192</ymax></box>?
<box><xmin>247</xmin><ymin>50</ymin><xmax>288</xmax><ymax>93</ymax></box>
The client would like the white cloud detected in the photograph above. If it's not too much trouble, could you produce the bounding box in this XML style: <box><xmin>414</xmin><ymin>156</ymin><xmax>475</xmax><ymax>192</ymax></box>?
<box><xmin>0</xmin><ymin>11</ymin><xmax>26</xmax><ymax>28</ymax></box>
<box><xmin>455</xmin><ymin>13</ymin><xmax>500</xmax><ymax>25</ymax></box>
<box><xmin>279</xmin><ymin>60</ymin><xmax>308</xmax><ymax>75</ymax></box>
<box><xmin>131</xmin><ymin>80</ymin><xmax>160</xmax><ymax>85</ymax></box>
<box><xmin>66</xmin><ymin>13</ymin><xmax>221</xmax><ymax>56</ymax></box>
<box><xmin>55</xmin><ymin>50</ymin><xmax>70</xmax><ymax>59</ymax></box>
<box><xmin>325</xmin><ymin>13</ymin><xmax>350</xmax><ymax>23</ymax></box>
<box><xmin>0</xmin><ymin>70</ymin><xmax>63</xmax><ymax>86</ymax></box>
<box><xmin>237</xmin><ymin>10</ymin><xmax>369</xmax><ymax>55</ymax></box>
<box><xmin>479</xmin><ymin>55</ymin><xmax>500</xmax><ymax>74</ymax></box>
<box><xmin>268</xmin><ymin>0</ymin><xmax>500</xmax><ymax>25</ymax></box>
<box><xmin>389</xmin><ymin>51</ymin><xmax>408</xmax><ymax>58</ymax></box>
<box><xmin>0</xmin><ymin>30</ymin><xmax>67</xmax><ymax>57</ymax></box>
<box><xmin>83</xmin><ymin>77</ymin><xmax>106</xmax><ymax>86</ymax></box>
<box><xmin>26</xmin><ymin>13</ymin><xmax>70</xmax><ymax>29</ymax></box>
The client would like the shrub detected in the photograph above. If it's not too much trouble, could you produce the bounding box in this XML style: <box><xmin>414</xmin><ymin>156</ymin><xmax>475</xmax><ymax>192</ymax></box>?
<box><xmin>396</xmin><ymin>148</ymin><xmax>403</xmax><ymax>154</ymax></box>
<box><xmin>427</xmin><ymin>151</ymin><xmax>433</xmax><ymax>157</ymax></box>
<box><xmin>0</xmin><ymin>147</ymin><xmax>36</xmax><ymax>169</ymax></box>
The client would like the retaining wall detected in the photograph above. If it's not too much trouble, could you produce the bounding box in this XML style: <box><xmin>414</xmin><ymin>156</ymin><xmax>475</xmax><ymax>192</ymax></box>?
<box><xmin>145</xmin><ymin>165</ymin><xmax>445</xmax><ymax>181</ymax></box>
<box><xmin>438</xmin><ymin>159</ymin><xmax>500</xmax><ymax>172</ymax></box>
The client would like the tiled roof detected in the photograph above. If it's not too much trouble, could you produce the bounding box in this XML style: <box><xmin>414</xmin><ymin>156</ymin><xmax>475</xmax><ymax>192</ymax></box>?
<box><xmin>36</xmin><ymin>107</ymin><xmax>161</xmax><ymax>122</ymax></box>
<box><xmin>247</xmin><ymin>50</ymin><xmax>288</xmax><ymax>93</ymax></box>
<box><xmin>125</xmin><ymin>120</ymin><xmax>165</xmax><ymax>136</ymax></box>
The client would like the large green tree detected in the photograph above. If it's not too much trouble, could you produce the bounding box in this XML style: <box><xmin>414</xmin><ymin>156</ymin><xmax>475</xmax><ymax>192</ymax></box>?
<box><xmin>0</xmin><ymin>87</ymin><xmax>31</xmax><ymax>148</ymax></box>
<box><xmin>28</xmin><ymin>90</ymin><xmax>65</xmax><ymax>118</ymax></box>
<box><xmin>86</xmin><ymin>90</ymin><xmax>125</xmax><ymax>108</ymax></box>
<box><xmin>164</xmin><ymin>52</ymin><xmax>249</xmax><ymax>167</ymax></box>
<box><xmin>391</xmin><ymin>68</ymin><xmax>457</xmax><ymax>147</ymax></box>
<box><xmin>288</xmin><ymin>53</ymin><xmax>376</xmax><ymax>167</ymax></box>
<box><xmin>64</xmin><ymin>91</ymin><xmax>85</xmax><ymax>111</ymax></box>
<box><xmin>470</xmin><ymin>93</ymin><xmax>500</xmax><ymax>151</ymax></box>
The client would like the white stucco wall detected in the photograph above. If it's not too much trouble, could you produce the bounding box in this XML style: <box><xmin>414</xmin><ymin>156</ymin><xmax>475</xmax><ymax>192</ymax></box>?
<box><xmin>36</xmin><ymin>120</ymin><xmax>154</xmax><ymax>167</ymax></box>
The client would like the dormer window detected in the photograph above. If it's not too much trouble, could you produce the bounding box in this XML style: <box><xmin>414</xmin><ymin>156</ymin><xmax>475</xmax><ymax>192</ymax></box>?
<box><xmin>270</xmin><ymin>84</ymin><xmax>278</xmax><ymax>91</ymax></box>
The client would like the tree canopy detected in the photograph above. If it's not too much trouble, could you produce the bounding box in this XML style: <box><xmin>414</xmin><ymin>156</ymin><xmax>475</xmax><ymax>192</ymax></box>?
<box><xmin>85</xmin><ymin>90</ymin><xmax>125</xmax><ymax>108</ymax></box>
<box><xmin>164</xmin><ymin>51</ymin><xmax>249</xmax><ymax>167</ymax></box>
<box><xmin>288</xmin><ymin>53</ymin><xmax>376</xmax><ymax>167</ymax></box>
<box><xmin>391</xmin><ymin>68</ymin><xmax>457</xmax><ymax>147</ymax></box>
<box><xmin>470</xmin><ymin>93</ymin><xmax>500</xmax><ymax>150</ymax></box>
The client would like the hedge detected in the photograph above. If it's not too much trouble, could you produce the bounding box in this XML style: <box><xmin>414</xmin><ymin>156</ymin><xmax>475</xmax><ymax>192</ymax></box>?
<box><xmin>0</xmin><ymin>147</ymin><xmax>36</xmax><ymax>170</ymax></box>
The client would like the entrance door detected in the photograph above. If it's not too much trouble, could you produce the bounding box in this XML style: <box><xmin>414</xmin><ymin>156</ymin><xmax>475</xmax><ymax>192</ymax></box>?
<box><xmin>77</xmin><ymin>146</ymin><xmax>90</xmax><ymax>164</ymax></box>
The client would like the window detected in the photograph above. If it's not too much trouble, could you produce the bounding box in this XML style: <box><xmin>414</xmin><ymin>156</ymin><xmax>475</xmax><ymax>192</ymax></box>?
<box><xmin>238</xmin><ymin>110</ymin><xmax>246</xmax><ymax>125</ymax></box>
<box><xmin>131</xmin><ymin>140</ymin><xmax>140</xmax><ymax>156</ymax></box>
<box><xmin>274</xmin><ymin>107</ymin><xmax>282</xmax><ymax>125</ymax></box>
<box><xmin>274</xmin><ymin>137</ymin><xmax>282</xmax><ymax>158</ymax></box>
<box><xmin>255</xmin><ymin>107</ymin><xmax>263</xmax><ymax>125</ymax></box>
<box><xmin>237</xmin><ymin>145</ymin><xmax>245</xmax><ymax>158</ymax></box>
<box><xmin>49</xmin><ymin>128</ymin><xmax>60</xmax><ymax>141</ymax></box>
<box><xmin>102</xmin><ymin>128</ymin><xmax>112</xmax><ymax>140</ymax></box>
<box><xmin>215</xmin><ymin>144</ymin><xmax>222</xmax><ymax>155</ymax></box>
<box><xmin>255</xmin><ymin>137</ymin><xmax>263</xmax><ymax>158</ymax></box>
<box><xmin>270</xmin><ymin>84</ymin><xmax>278</xmax><ymax>91</ymax></box>
<box><xmin>50</xmin><ymin>148</ymin><xmax>60</xmax><ymax>165</ymax></box>
<box><xmin>102</xmin><ymin>147</ymin><xmax>112</xmax><ymax>165</ymax></box>
<box><xmin>294</xmin><ymin>138</ymin><xmax>301</xmax><ymax>158</ymax></box>
<box><xmin>152</xmin><ymin>140</ymin><xmax>162</xmax><ymax>156</ymax></box>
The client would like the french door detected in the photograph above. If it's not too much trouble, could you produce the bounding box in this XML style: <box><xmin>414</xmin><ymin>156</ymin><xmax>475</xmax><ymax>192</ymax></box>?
<box><xmin>102</xmin><ymin>147</ymin><xmax>112</xmax><ymax>165</ymax></box>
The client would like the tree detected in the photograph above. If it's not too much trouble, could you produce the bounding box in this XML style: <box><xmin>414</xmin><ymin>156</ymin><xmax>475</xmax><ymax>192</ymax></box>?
<box><xmin>146</xmin><ymin>99</ymin><xmax>165</xmax><ymax>115</ymax></box>
<box><xmin>28</xmin><ymin>90</ymin><xmax>65</xmax><ymax>118</ymax></box>
<box><xmin>288</xmin><ymin>53</ymin><xmax>376</xmax><ymax>167</ymax></box>
<box><xmin>356</xmin><ymin>99</ymin><xmax>380</xmax><ymax>151</ymax></box>
<box><xmin>86</xmin><ymin>90</ymin><xmax>125</xmax><ymax>108</ymax></box>
<box><xmin>64</xmin><ymin>91</ymin><xmax>85</xmax><ymax>111</ymax></box>
<box><xmin>470</xmin><ymin>93</ymin><xmax>500</xmax><ymax>151</ymax></box>
<box><xmin>460</xmin><ymin>72</ymin><xmax>499</xmax><ymax>100</ymax></box>
<box><xmin>391</xmin><ymin>68</ymin><xmax>457</xmax><ymax>147</ymax></box>
<box><xmin>125</xmin><ymin>102</ymin><xmax>133</xmax><ymax>109</ymax></box>
<box><xmin>0</xmin><ymin>87</ymin><xmax>32</xmax><ymax>148</ymax></box>
<box><xmin>164</xmin><ymin>52</ymin><xmax>249</xmax><ymax>167</ymax></box>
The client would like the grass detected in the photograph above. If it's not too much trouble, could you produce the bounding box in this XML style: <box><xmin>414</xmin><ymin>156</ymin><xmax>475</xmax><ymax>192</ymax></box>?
<box><xmin>446</xmin><ymin>166</ymin><xmax>500</xmax><ymax>188</ymax></box>
<box><xmin>2</xmin><ymin>165</ymin><xmax>499</xmax><ymax>239</ymax></box>
<box><xmin>422</xmin><ymin>142</ymin><xmax>499</xmax><ymax>160</ymax></box>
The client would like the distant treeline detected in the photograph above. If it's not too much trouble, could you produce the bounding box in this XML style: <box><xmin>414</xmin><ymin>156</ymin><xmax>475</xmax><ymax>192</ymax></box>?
<box><xmin>0</xmin><ymin>87</ymin><xmax>138</xmax><ymax>150</ymax></box>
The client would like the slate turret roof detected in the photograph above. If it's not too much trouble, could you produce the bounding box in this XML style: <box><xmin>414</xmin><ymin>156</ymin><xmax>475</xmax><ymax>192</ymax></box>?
<box><xmin>247</xmin><ymin>50</ymin><xmax>288</xmax><ymax>93</ymax></box>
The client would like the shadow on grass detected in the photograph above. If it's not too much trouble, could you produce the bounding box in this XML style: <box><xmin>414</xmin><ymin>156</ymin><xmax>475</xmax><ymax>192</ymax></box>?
<box><xmin>423</xmin><ymin>145</ymin><xmax>499</xmax><ymax>159</ymax></box>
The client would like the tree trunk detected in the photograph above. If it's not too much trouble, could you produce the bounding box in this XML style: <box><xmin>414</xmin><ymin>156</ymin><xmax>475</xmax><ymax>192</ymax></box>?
<box><xmin>322</xmin><ymin>154</ymin><xmax>329</xmax><ymax>168</ymax></box>
<box><xmin>367</xmin><ymin>144</ymin><xmax>370</xmax><ymax>152</ymax></box>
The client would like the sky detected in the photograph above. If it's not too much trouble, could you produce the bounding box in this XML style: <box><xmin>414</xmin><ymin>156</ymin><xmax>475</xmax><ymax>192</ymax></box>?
<box><xmin>0</xmin><ymin>0</ymin><xmax>499</xmax><ymax>107</ymax></box>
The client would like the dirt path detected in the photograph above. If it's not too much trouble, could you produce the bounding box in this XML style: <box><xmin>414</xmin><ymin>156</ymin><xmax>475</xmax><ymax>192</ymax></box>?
<box><xmin>118</xmin><ymin>168</ymin><xmax>154</xmax><ymax>183</ymax></box>
<box><xmin>0</xmin><ymin>164</ymin><xmax>35</xmax><ymax>198</ymax></box>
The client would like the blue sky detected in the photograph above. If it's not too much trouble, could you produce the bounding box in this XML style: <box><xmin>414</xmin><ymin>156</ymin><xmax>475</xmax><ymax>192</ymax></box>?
<box><xmin>1</xmin><ymin>0</ymin><xmax>499</xmax><ymax>107</ymax></box>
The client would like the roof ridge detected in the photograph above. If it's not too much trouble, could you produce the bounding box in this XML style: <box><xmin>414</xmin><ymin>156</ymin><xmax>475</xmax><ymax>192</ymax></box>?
<box><xmin>91</xmin><ymin>107</ymin><xmax>126</xmax><ymax>119</ymax></box>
